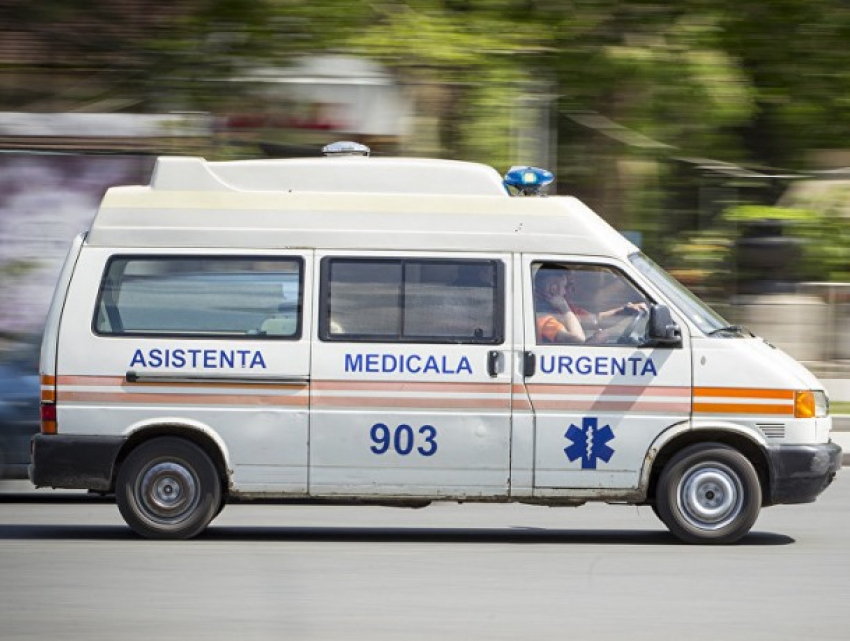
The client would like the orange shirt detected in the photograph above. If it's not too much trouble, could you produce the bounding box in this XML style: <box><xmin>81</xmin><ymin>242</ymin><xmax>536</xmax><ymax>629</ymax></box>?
<box><xmin>536</xmin><ymin>314</ymin><xmax>564</xmax><ymax>343</ymax></box>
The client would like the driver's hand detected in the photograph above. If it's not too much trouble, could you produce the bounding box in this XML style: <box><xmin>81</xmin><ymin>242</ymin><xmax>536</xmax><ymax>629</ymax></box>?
<box><xmin>548</xmin><ymin>294</ymin><xmax>571</xmax><ymax>314</ymax></box>
<box><xmin>618</xmin><ymin>302</ymin><xmax>647</xmax><ymax>316</ymax></box>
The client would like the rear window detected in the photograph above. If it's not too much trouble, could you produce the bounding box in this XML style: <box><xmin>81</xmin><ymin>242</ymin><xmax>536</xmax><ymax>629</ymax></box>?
<box><xmin>93</xmin><ymin>256</ymin><xmax>303</xmax><ymax>339</ymax></box>
<box><xmin>320</xmin><ymin>257</ymin><xmax>504</xmax><ymax>344</ymax></box>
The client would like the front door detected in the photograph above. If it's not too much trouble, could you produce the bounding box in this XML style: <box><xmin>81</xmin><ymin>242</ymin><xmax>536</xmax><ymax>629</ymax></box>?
<box><xmin>521</xmin><ymin>256</ymin><xmax>692</xmax><ymax>491</ymax></box>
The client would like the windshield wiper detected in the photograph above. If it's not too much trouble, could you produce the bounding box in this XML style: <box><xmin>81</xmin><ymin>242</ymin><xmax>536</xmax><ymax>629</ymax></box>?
<box><xmin>707</xmin><ymin>324</ymin><xmax>749</xmax><ymax>337</ymax></box>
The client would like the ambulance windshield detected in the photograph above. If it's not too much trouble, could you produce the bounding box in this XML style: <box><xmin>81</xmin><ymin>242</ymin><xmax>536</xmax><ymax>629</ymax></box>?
<box><xmin>629</xmin><ymin>252</ymin><xmax>730</xmax><ymax>336</ymax></box>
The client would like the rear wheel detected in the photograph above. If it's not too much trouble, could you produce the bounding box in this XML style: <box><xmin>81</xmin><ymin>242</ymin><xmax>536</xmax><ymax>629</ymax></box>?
<box><xmin>116</xmin><ymin>437</ymin><xmax>221</xmax><ymax>539</ymax></box>
<box><xmin>655</xmin><ymin>443</ymin><xmax>761</xmax><ymax>544</ymax></box>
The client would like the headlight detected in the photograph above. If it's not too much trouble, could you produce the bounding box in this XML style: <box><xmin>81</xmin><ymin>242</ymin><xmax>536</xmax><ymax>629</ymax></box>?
<box><xmin>794</xmin><ymin>390</ymin><xmax>829</xmax><ymax>418</ymax></box>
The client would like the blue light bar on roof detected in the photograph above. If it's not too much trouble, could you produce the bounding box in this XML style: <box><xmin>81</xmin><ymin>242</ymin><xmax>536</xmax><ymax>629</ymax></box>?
<box><xmin>503</xmin><ymin>165</ymin><xmax>554</xmax><ymax>196</ymax></box>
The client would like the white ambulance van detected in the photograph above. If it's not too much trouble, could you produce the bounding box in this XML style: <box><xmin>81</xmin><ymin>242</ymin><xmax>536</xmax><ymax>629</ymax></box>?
<box><xmin>31</xmin><ymin>142</ymin><xmax>841</xmax><ymax>543</ymax></box>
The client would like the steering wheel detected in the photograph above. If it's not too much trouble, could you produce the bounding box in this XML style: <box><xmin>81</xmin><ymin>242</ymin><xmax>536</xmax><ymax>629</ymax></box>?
<box><xmin>615</xmin><ymin>307</ymin><xmax>649</xmax><ymax>345</ymax></box>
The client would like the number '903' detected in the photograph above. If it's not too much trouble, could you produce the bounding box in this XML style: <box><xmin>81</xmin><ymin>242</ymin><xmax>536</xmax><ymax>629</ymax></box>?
<box><xmin>370</xmin><ymin>423</ymin><xmax>438</xmax><ymax>457</ymax></box>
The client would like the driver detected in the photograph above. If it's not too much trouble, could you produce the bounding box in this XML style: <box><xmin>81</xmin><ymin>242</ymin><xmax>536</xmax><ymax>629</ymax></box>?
<box><xmin>534</xmin><ymin>266</ymin><xmax>647</xmax><ymax>344</ymax></box>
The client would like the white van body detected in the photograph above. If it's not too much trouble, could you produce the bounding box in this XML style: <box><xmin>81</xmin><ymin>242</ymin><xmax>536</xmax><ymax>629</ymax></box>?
<box><xmin>31</xmin><ymin>152</ymin><xmax>841</xmax><ymax>543</ymax></box>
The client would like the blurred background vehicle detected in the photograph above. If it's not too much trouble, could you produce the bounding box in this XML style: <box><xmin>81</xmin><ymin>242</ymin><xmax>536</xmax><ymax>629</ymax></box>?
<box><xmin>0</xmin><ymin>336</ymin><xmax>39</xmax><ymax>479</ymax></box>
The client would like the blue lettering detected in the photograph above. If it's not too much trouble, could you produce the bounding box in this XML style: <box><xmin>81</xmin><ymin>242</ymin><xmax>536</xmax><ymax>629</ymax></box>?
<box><xmin>342</xmin><ymin>352</ymin><xmax>474</xmax><ymax>376</ymax></box>
<box><xmin>382</xmin><ymin>354</ymin><xmax>398</xmax><ymax>372</ymax></box>
<box><xmin>371</xmin><ymin>423</ymin><xmax>439</xmax><ymax>457</ymax></box>
<box><xmin>126</xmin><ymin>348</ymin><xmax>269</xmax><ymax>371</ymax></box>
<box><xmin>345</xmin><ymin>353</ymin><xmax>363</xmax><ymax>372</ymax></box>
<box><xmin>366</xmin><ymin>354</ymin><xmax>379</xmax><ymax>373</ymax></box>
<box><xmin>407</xmin><ymin>354</ymin><xmax>422</xmax><ymax>373</ymax></box>
<box><xmin>424</xmin><ymin>356</ymin><xmax>440</xmax><ymax>374</ymax></box>
<box><xmin>172</xmin><ymin>349</ymin><xmax>185</xmax><ymax>368</ymax></box>
<box><xmin>221</xmin><ymin>350</ymin><xmax>234</xmax><ymax>368</ymax></box>
<box><xmin>611</xmin><ymin>357</ymin><xmax>626</xmax><ymax>376</ymax></box>
<box><xmin>533</xmin><ymin>353</ymin><xmax>658</xmax><ymax>379</ymax></box>
<box><xmin>441</xmin><ymin>356</ymin><xmax>455</xmax><ymax>374</ymax></box>
<box><xmin>595</xmin><ymin>356</ymin><xmax>608</xmax><ymax>376</ymax></box>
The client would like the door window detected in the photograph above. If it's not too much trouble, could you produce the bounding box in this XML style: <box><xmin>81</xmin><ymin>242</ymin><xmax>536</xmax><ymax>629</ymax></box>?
<box><xmin>532</xmin><ymin>262</ymin><xmax>650</xmax><ymax>346</ymax></box>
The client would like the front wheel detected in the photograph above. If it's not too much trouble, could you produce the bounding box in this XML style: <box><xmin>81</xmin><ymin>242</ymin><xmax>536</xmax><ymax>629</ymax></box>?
<box><xmin>655</xmin><ymin>443</ymin><xmax>762</xmax><ymax>544</ymax></box>
<box><xmin>116</xmin><ymin>437</ymin><xmax>222</xmax><ymax>540</ymax></box>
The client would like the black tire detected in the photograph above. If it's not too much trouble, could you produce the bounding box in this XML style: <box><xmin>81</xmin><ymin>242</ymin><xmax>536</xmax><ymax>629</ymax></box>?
<box><xmin>116</xmin><ymin>437</ymin><xmax>222</xmax><ymax>540</ymax></box>
<box><xmin>655</xmin><ymin>443</ymin><xmax>761</xmax><ymax>544</ymax></box>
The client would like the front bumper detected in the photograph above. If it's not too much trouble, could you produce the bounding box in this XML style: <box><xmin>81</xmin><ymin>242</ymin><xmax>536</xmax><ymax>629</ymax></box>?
<box><xmin>766</xmin><ymin>441</ymin><xmax>842</xmax><ymax>506</ymax></box>
<box><xmin>29</xmin><ymin>434</ymin><xmax>126</xmax><ymax>492</ymax></box>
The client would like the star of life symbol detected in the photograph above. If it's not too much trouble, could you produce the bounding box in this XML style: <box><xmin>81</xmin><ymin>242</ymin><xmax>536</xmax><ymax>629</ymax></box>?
<box><xmin>564</xmin><ymin>417</ymin><xmax>615</xmax><ymax>469</ymax></box>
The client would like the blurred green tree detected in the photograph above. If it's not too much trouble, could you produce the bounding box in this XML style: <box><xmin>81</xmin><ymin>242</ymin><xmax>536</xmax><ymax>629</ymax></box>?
<box><xmin>6</xmin><ymin>0</ymin><xmax>850</xmax><ymax>282</ymax></box>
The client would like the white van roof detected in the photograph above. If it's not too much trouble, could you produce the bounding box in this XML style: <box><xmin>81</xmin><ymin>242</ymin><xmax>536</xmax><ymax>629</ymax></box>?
<box><xmin>149</xmin><ymin>155</ymin><xmax>509</xmax><ymax>196</ymax></box>
<box><xmin>86</xmin><ymin>155</ymin><xmax>638</xmax><ymax>258</ymax></box>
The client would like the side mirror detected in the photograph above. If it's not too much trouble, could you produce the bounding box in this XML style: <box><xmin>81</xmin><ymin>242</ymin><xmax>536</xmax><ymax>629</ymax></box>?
<box><xmin>647</xmin><ymin>304</ymin><xmax>682</xmax><ymax>347</ymax></box>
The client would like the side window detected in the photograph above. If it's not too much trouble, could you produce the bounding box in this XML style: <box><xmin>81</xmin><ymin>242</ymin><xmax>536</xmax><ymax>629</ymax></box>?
<box><xmin>94</xmin><ymin>256</ymin><xmax>303</xmax><ymax>339</ymax></box>
<box><xmin>321</xmin><ymin>258</ymin><xmax>503</xmax><ymax>344</ymax></box>
<box><xmin>532</xmin><ymin>262</ymin><xmax>650</xmax><ymax>346</ymax></box>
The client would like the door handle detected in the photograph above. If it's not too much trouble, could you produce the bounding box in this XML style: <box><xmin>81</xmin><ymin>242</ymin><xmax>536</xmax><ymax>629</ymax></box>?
<box><xmin>523</xmin><ymin>351</ymin><xmax>536</xmax><ymax>378</ymax></box>
<box><xmin>487</xmin><ymin>350</ymin><xmax>501</xmax><ymax>377</ymax></box>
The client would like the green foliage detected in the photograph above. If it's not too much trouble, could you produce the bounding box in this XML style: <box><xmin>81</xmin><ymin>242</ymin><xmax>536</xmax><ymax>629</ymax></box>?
<box><xmin>667</xmin><ymin>203</ymin><xmax>850</xmax><ymax>294</ymax></box>
<box><xmin>7</xmin><ymin>0</ymin><xmax>850</xmax><ymax>263</ymax></box>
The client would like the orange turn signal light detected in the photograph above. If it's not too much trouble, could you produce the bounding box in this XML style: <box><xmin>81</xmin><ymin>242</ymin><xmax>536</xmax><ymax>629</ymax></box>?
<box><xmin>794</xmin><ymin>391</ymin><xmax>816</xmax><ymax>419</ymax></box>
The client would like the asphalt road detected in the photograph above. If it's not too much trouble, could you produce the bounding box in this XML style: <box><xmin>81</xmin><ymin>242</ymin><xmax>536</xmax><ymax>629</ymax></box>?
<box><xmin>1</xmin><ymin>476</ymin><xmax>848</xmax><ymax>641</ymax></box>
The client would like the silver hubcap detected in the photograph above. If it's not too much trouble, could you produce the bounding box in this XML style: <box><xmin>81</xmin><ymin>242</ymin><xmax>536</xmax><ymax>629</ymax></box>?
<box><xmin>137</xmin><ymin>461</ymin><xmax>199</xmax><ymax>524</ymax></box>
<box><xmin>678</xmin><ymin>464</ymin><xmax>743</xmax><ymax>531</ymax></box>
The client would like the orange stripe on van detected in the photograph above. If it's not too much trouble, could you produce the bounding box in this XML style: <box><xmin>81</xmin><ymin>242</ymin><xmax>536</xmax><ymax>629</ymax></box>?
<box><xmin>693</xmin><ymin>402</ymin><xmax>793</xmax><ymax>416</ymax></box>
<box><xmin>533</xmin><ymin>400</ymin><xmax>691</xmax><ymax>413</ymax></box>
<box><xmin>526</xmin><ymin>383</ymin><xmax>690</xmax><ymax>397</ymax></box>
<box><xmin>312</xmin><ymin>380</ymin><xmax>509</xmax><ymax>394</ymax></box>
<box><xmin>57</xmin><ymin>375</ymin><xmax>120</xmax><ymax>387</ymax></box>
<box><xmin>694</xmin><ymin>387</ymin><xmax>794</xmax><ymax>400</ymax></box>
<box><xmin>57</xmin><ymin>375</ymin><xmax>307</xmax><ymax>391</ymax></box>
<box><xmin>41</xmin><ymin>375</ymin><xmax>56</xmax><ymax>386</ymax></box>
<box><xmin>57</xmin><ymin>390</ymin><xmax>308</xmax><ymax>407</ymax></box>
<box><xmin>312</xmin><ymin>395</ymin><xmax>509</xmax><ymax>410</ymax></box>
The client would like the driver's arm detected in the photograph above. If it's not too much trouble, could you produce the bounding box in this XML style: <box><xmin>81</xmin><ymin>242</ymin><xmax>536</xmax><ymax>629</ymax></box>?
<box><xmin>596</xmin><ymin>301</ymin><xmax>648</xmax><ymax>328</ymax></box>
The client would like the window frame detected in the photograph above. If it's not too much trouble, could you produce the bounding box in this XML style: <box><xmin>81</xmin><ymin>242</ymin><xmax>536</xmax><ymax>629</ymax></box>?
<box><xmin>319</xmin><ymin>256</ymin><xmax>505</xmax><ymax>345</ymax></box>
<box><xmin>91</xmin><ymin>254</ymin><xmax>305</xmax><ymax>340</ymax></box>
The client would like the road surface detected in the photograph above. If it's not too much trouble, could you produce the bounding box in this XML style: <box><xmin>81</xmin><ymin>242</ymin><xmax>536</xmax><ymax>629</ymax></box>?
<box><xmin>0</xmin><ymin>474</ymin><xmax>847</xmax><ymax>640</ymax></box>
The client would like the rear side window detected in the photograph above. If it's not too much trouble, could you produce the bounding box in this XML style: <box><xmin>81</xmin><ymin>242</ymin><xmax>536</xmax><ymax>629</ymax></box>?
<box><xmin>94</xmin><ymin>256</ymin><xmax>303</xmax><ymax>339</ymax></box>
<box><xmin>320</xmin><ymin>257</ymin><xmax>503</xmax><ymax>344</ymax></box>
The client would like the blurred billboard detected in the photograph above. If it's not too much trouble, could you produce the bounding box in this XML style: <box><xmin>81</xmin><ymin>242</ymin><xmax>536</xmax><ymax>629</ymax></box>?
<box><xmin>0</xmin><ymin>153</ymin><xmax>154</xmax><ymax>335</ymax></box>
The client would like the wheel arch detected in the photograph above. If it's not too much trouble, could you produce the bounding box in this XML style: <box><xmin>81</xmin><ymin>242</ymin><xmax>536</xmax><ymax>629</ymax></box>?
<box><xmin>113</xmin><ymin>420</ymin><xmax>231</xmax><ymax>495</ymax></box>
<box><xmin>644</xmin><ymin>425</ymin><xmax>770</xmax><ymax>507</ymax></box>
